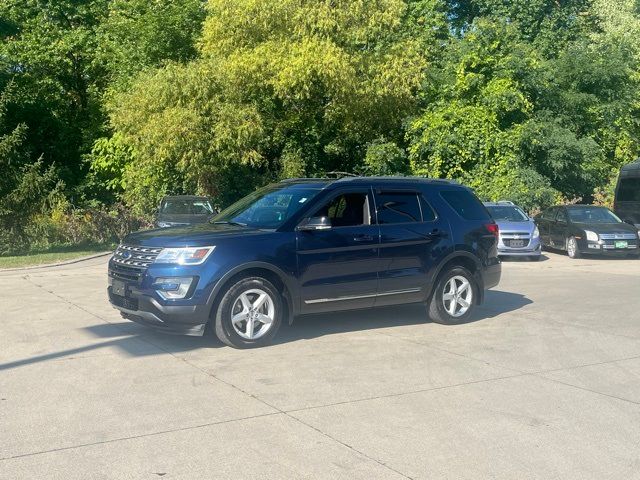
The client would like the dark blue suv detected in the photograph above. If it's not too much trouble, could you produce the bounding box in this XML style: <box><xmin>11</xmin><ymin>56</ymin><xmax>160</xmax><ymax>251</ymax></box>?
<box><xmin>108</xmin><ymin>177</ymin><xmax>501</xmax><ymax>348</ymax></box>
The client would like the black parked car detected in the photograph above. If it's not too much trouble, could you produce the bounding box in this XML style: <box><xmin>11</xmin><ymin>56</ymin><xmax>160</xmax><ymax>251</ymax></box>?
<box><xmin>109</xmin><ymin>177</ymin><xmax>501</xmax><ymax>348</ymax></box>
<box><xmin>535</xmin><ymin>205</ymin><xmax>640</xmax><ymax>259</ymax></box>
<box><xmin>156</xmin><ymin>195</ymin><xmax>217</xmax><ymax>228</ymax></box>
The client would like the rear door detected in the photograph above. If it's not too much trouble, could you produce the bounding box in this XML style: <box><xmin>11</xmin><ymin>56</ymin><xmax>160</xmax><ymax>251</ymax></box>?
<box><xmin>296</xmin><ymin>188</ymin><xmax>380</xmax><ymax>313</ymax></box>
<box><xmin>373</xmin><ymin>189</ymin><xmax>449</xmax><ymax>306</ymax></box>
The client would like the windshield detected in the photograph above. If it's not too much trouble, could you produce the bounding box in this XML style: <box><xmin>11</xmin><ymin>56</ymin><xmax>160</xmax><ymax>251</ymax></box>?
<box><xmin>213</xmin><ymin>185</ymin><xmax>322</xmax><ymax>229</ymax></box>
<box><xmin>486</xmin><ymin>205</ymin><xmax>529</xmax><ymax>222</ymax></box>
<box><xmin>567</xmin><ymin>207</ymin><xmax>622</xmax><ymax>224</ymax></box>
<box><xmin>161</xmin><ymin>198</ymin><xmax>214</xmax><ymax>215</ymax></box>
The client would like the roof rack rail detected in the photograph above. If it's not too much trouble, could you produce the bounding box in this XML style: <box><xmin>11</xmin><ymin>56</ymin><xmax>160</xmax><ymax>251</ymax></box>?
<box><xmin>279</xmin><ymin>177</ymin><xmax>329</xmax><ymax>183</ymax></box>
<box><xmin>326</xmin><ymin>171</ymin><xmax>357</xmax><ymax>178</ymax></box>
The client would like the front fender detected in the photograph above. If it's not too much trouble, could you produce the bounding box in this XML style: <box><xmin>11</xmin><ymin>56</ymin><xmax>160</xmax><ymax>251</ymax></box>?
<box><xmin>204</xmin><ymin>261</ymin><xmax>299</xmax><ymax>323</ymax></box>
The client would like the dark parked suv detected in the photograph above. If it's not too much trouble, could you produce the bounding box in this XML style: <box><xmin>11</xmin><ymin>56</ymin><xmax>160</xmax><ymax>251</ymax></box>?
<box><xmin>108</xmin><ymin>177</ymin><xmax>501</xmax><ymax>348</ymax></box>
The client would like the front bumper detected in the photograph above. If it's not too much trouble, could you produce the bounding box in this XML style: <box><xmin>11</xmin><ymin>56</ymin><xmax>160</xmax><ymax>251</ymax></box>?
<box><xmin>579</xmin><ymin>241</ymin><xmax>639</xmax><ymax>256</ymax></box>
<box><xmin>108</xmin><ymin>284</ymin><xmax>211</xmax><ymax>336</ymax></box>
<box><xmin>497</xmin><ymin>237</ymin><xmax>542</xmax><ymax>257</ymax></box>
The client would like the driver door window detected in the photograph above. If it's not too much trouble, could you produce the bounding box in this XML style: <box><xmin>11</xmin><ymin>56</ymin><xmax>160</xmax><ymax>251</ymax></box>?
<box><xmin>316</xmin><ymin>193</ymin><xmax>371</xmax><ymax>227</ymax></box>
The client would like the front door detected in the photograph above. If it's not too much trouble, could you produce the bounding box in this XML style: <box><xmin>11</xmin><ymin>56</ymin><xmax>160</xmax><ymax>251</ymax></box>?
<box><xmin>550</xmin><ymin>207</ymin><xmax>569</xmax><ymax>248</ymax></box>
<box><xmin>374</xmin><ymin>190</ymin><xmax>449</xmax><ymax>306</ymax></box>
<box><xmin>296</xmin><ymin>189</ymin><xmax>380</xmax><ymax>314</ymax></box>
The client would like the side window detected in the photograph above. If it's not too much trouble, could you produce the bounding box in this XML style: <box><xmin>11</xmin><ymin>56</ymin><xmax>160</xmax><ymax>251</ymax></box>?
<box><xmin>315</xmin><ymin>192</ymin><xmax>370</xmax><ymax>227</ymax></box>
<box><xmin>440</xmin><ymin>190</ymin><xmax>490</xmax><ymax>221</ymax></box>
<box><xmin>420</xmin><ymin>196</ymin><xmax>437</xmax><ymax>222</ymax></box>
<box><xmin>556</xmin><ymin>209</ymin><xmax>567</xmax><ymax>223</ymax></box>
<box><xmin>376</xmin><ymin>192</ymin><xmax>422</xmax><ymax>224</ymax></box>
<box><xmin>617</xmin><ymin>178</ymin><xmax>640</xmax><ymax>202</ymax></box>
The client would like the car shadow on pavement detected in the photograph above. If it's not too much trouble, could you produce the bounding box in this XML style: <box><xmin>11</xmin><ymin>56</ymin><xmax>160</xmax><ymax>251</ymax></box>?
<box><xmin>0</xmin><ymin>291</ymin><xmax>531</xmax><ymax>370</ymax></box>
<box><xmin>273</xmin><ymin>289</ymin><xmax>532</xmax><ymax>345</ymax></box>
<box><xmin>500</xmin><ymin>254</ymin><xmax>550</xmax><ymax>262</ymax></box>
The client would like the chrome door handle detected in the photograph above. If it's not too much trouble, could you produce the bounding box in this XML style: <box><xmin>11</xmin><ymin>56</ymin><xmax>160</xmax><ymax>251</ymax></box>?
<box><xmin>353</xmin><ymin>235</ymin><xmax>374</xmax><ymax>242</ymax></box>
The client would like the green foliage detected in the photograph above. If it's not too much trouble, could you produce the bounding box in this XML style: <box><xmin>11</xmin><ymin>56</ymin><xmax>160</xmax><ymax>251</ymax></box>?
<box><xmin>362</xmin><ymin>140</ymin><xmax>409</xmax><ymax>176</ymax></box>
<box><xmin>0</xmin><ymin>85</ymin><xmax>62</xmax><ymax>254</ymax></box>
<box><xmin>104</xmin><ymin>0</ymin><xmax>438</xmax><ymax>211</ymax></box>
<box><xmin>2</xmin><ymin>0</ymin><xmax>640</xmax><ymax>237</ymax></box>
<box><xmin>408</xmin><ymin>13</ymin><xmax>640</xmax><ymax>210</ymax></box>
<box><xmin>96</xmin><ymin>0</ymin><xmax>206</xmax><ymax>84</ymax></box>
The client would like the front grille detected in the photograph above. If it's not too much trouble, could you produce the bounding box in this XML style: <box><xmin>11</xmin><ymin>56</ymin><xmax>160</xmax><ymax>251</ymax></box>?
<box><xmin>110</xmin><ymin>244</ymin><xmax>163</xmax><ymax>282</ymax></box>
<box><xmin>112</xmin><ymin>244</ymin><xmax>163</xmax><ymax>269</ymax></box>
<box><xmin>109</xmin><ymin>289</ymin><xmax>139</xmax><ymax>310</ymax></box>
<box><xmin>599</xmin><ymin>233</ymin><xmax>638</xmax><ymax>240</ymax></box>
<box><xmin>504</xmin><ymin>239</ymin><xmax>530</xmax><ymax>248</ymax></box>
<box><xmin>501</xmin><ymin>231</ymin><xmax>531</xmax><ymax>248</ymax></box>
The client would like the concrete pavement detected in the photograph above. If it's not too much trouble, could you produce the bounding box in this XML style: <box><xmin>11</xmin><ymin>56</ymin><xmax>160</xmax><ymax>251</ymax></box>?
<box><xmin>0</xmin><ymin>253</ymin><xmax>639</xmax><ymax>479</ymax></box>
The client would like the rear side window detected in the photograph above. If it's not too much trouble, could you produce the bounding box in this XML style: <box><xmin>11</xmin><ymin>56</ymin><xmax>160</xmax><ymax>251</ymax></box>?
<box><xmin>617</xmin><ymin>178</ymin><xmax>640</xmax><ymax>202</ymax></box>
<box><xmin>440</xmin><ymin>190</ymin><xmax>490</xmax><ymax>221</ymax></box>
<box><xmin>376</xmin><ymin>192</ymin><xmax>422</xmax><ymax>224</ymax></box>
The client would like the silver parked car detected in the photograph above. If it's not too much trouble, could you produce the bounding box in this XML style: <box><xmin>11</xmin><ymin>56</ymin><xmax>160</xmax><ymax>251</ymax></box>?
<box><xmin>483</xmin><ymin>201</ymin><xmax>542</xmax><ymax>261</ymax></box>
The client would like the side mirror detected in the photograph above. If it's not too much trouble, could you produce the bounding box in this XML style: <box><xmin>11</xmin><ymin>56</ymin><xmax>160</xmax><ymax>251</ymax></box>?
<box><xmin>297</xmin><ymin>216</ymin><xmax>332</xmax><ymax>231</ymax></box>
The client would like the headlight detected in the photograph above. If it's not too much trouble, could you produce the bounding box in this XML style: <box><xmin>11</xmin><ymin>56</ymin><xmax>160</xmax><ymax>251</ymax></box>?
<box><xmin>585</xmin><ymin>230</ymin><xmax>598</xmax><ymax>242</ymax></box>
<box><xmin>532</xmin><ymin>226</ymin><xmax>540</xmax><ymax>238</ymax></box>
<box><xmin>154</xmin><ymin>246</ymin><xmax>215</xmax><ymax>265</ymax></box>
<box><xmin>157</xmin><ymin>222</ymin><xmax>171</xmax><ymax>228</ymax></box>
<box><xmin>152</xmin><ymin>277</ymin><xmax>194</xmax><ymax>299</ymax></box>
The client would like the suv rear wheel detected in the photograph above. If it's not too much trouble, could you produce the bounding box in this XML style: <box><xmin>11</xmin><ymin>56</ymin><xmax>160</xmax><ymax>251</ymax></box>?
<box><xmin>214</xmin><ymin>276</ymin><xmax>282</xmax><ymax>348</ymax></box>
<box><xmin>428</xmin><ymin>267</ymin><xmax>476</xmax><ymax>325</ymax></box>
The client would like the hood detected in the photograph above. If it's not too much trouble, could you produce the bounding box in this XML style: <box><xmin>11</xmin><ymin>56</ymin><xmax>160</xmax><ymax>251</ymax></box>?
<box><xmin>573</xmin><ymin>222</ymin><xmax>639</xmax><ymax>235</ymax></box>
<box><xmin>124</xmin><ymin>223</ymin><xmax>266</xmax><ymax>248</ymax></box>
<box><xmin>156</xmin><ymin>213</ymin><xmax>214</xmax><ymax>225</ymax></box>
<box><xmin>494</xmin><ymin>220</ymin><xmax>535</xmax><ymax>233</ymax></box>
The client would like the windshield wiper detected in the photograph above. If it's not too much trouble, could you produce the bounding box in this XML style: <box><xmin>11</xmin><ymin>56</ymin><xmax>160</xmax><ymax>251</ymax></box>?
<box><xmin>212</xmin><ymin>220</ymin><xmax>248</xmax><ymax>227</ymax></box>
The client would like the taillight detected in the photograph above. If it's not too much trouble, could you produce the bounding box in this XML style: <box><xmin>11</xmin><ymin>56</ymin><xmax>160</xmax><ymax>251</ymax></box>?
<box><xmin>485</xmin><ymin>223</ymin><xmax>499</xmax><ymax>238</ymax></box>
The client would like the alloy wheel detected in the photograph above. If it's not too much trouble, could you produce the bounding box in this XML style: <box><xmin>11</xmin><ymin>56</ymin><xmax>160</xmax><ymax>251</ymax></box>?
<box><xmin>567</xmin><ymin>238</ymin><xmax>577</xmax><ymax>258</ymax></box>
<box><xmin>442</xmin><ymin>275</ymin><xmax>473</xmax><ymax>318</ymax></box>
<box><xmin>230</xmin><ymin>289</ymin><xmax>275</xmax><ymax>340</ymax></box>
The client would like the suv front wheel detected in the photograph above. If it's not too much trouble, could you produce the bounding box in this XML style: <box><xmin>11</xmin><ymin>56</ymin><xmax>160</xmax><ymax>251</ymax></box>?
<box><xmin>428</xmin><ymin>267</ymin><xmax>476</xmax><ymax>325</ymax></box>
<box><xmin>214</xmin><ymin>276</ymin><xmax>283</xmax><ymax>348</ymax></box>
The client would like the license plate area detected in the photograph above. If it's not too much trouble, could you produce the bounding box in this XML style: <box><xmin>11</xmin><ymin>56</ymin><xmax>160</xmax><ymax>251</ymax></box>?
<box><xmin>614</xmin><ymin>240</ymin><xmax>628</xmax><ymax>249</ymax></box>
<box><xmin>509</xmin><ymin>240</ymin><xmax>525</xmax><ymax>248</ymax></box>
<box><xmin>112</xmin><ymin>279</ymin><xmax>127</xmax><ymax>297</ymax></box>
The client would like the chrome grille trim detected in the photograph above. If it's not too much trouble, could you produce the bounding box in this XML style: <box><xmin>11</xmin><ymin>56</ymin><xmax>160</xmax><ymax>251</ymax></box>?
<box><xmin>599</xmin><ymin>233</ymin><xmax>637</xmax><ymax>240</ymax></box>
<box><xmin>111</xmin><ymin>244</ymin><xmax>163</xmax><ymax>270</ymax></box>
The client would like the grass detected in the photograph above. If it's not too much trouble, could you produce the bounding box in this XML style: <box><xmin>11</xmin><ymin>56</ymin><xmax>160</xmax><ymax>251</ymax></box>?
<box><xmin>0</xmin><ymin>243</ymin><xmax>115</xmax><ymax>269</ymax></box>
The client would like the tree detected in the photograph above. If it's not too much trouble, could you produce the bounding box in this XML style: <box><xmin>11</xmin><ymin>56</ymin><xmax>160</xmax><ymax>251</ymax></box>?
<box><xmin>408</xmin><ymin>10</ymin><xmax>640</xmax><ymax>209</ymax></box>
<box><xmin>104</xmin><ymin>0</ymin><xmax>447</xmax><ymax>211</ymax></box>
<box><xmin>0</xmin><ymin>0</ymin><xmax>206</xmax><ymax>195</ymax></box>
<box><xmin>0</xmin><ymin>85</ymin><xmax>61</xmax><ymax>253</ymax></box>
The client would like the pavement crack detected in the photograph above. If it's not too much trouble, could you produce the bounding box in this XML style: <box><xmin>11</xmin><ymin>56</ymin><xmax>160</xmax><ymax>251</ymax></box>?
<box><xmin>284</xmin><ymin>412</ymin><xmax>415</xmax><ymax>480</ymax></box>
<box><xmin>0</xmin><ymin>412</ymin><xmax>283</xmax><ymax>462</ymax></box>
<box><xmin>284</xmin><ymin>372</ymin><xmax>530</xmax><ymax>414</ymax></box>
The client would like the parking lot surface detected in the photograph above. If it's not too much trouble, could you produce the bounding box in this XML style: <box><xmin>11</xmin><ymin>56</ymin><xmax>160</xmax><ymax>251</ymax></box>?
<box><xmin>1</xmin><ymin>253</ymin><xmax>639</xmax><ymax>479</ymax></box>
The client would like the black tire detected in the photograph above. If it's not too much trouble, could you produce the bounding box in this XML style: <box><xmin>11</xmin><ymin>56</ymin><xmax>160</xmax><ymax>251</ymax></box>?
<box><xmin>428</xmin><ymin>266</ymin><xmax>477</xmax><ymax>325</ymax></box>
<box><xmin>214</xmin><ymin>276</ymin><xmax>283</xmax><ymax>349</ymax></box>
<box><xmin>566</xmin><ymin>236</ymin><xmax>581</xmax><ymax>259</ymax></box>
